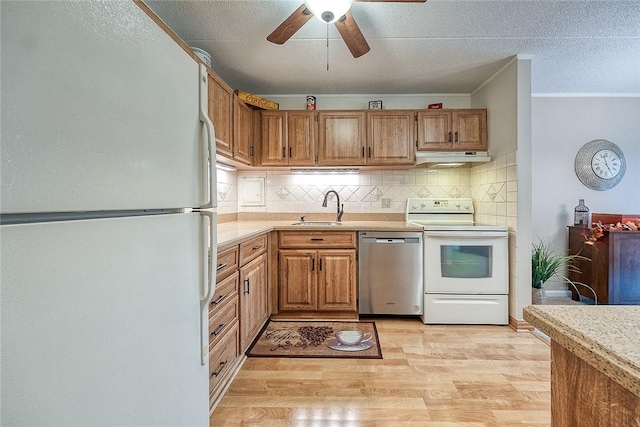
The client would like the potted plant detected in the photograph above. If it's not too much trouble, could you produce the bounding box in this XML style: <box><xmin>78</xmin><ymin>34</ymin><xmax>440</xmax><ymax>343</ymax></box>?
<box><xmin>531</xmin><ymin>239</ymin><xmax>590</xmax><ymax>304</ymax></box>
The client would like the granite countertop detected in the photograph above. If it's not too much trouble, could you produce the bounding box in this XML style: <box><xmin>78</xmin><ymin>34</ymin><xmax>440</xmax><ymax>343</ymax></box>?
<box><xmin>217</xmin><ymin>220</ymin><xmax>422</xmax><ymax>249</ymax></box>
<box><xmin>524</xmin><ymin>305</ymin><xmax>640</xmax><ymax>397</ymax></box>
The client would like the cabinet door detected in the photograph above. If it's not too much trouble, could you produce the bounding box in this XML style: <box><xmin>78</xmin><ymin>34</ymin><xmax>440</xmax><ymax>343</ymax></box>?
<box><xmin>239</xmin><ymin>253</ymin><xmax>268</xmax><ymax>351</ymax></box>
<box><xmin>317</xmin><ymin>250</ymin><xmax>357</xmax><ymax>312</ymax></box>
<box><xmin>233</xmin><ymin>96</ymin><xmax>252</xmax><ymax>165</ymax></box>
<box><xmin>278</xmin><ymin>250</ymin><xmax>316</xmax><ymax>311</ymax></box>
<box><xmin>287</xmin><ymin>111</ymin><xmax>315</xmax><ymax>166</ymax></box>
<box><xmin>367</xmin><ymin>111</ymin><xmax>415</xmax><ymax>165</ymax></box>
<box><xmin>208</xmin><ymin>73</ymin><xmax>233</xmax><ymax>156</ymax></box>
<box><xmin>317</xmin><ymin>111</ymin><xmax>366</xmax><ymax>166</ymax></box>
<box><xmin>260</xmin><ymin>111</ymin><xmax>287</xmax><ymax>166</ymax></box>
<box><xmin>417</xmin><ymin>110</ymin><xmax>452</xmax><ymax>151</ymax></box>
<box><xmin>609</xmin><ymin>233</ymin><xmax>640</xmax><ymax>305</ymax></box>
<box><xmin>453</xmin><ymin>109</ymin><xmax>487</xmax><ymax>150</ymax></box>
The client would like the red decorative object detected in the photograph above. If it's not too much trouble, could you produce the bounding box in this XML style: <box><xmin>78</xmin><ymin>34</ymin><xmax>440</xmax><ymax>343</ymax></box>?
<box><xmin>428</xmin><ymin>103</ymin><xmax>442</xmax><ymax>109</ymax></box>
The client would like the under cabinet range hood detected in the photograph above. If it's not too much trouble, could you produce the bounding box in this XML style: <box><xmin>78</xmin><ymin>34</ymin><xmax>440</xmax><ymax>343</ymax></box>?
<box><xmin>415</xmin><ymin>151</ymin><xmax>491</xmax><ymax>168</ymax></box>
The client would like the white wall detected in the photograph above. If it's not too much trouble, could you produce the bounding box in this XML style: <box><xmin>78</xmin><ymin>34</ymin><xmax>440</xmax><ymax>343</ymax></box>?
<box><xmin>532</xmin><ymin>96</ymin><xmax>640</xmax><ymax>289</ymax></box>
<box><xmin>260</xmin><ymin>94</ymin><xmax>471</xmax><ymax>111</ymax></box>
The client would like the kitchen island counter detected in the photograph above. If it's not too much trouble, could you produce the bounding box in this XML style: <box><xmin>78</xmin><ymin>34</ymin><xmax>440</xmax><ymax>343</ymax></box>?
<box><xmin>524</xmin><ymin>304</ymin><xmax>640</xmax><ymax>425</ymax></box>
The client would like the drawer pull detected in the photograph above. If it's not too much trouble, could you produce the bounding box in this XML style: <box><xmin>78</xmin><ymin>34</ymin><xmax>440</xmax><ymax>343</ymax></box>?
<box><xmin>216</xmin><ymin>262</ymin><xmax>228</xmax><ymax>271</ymax></box>
<box><xmin>211</xmin><ymin>360</ymin><xmax>228</xmax><ymax>377</ymax></box>
<box><xmin>252</xmin><ymin>244</ymin><xmax>262</xmax><ymax>251</ymax></box>
<box><xmin>243</xmin><ymin>278</ymin><xmax>250</xmax><ymax>294</ymax></box>
<box><xmin>211</xmin><ymin>323</ymin><xmax>226</xmax><ymax>337</ymax></box>
<box><xmin>310</xmin><ymin>238</ymin><xmax>324</xmax><ymax>241</ymax></box>
<box><xmin>211</xmin><ymin>294</ymin><xmax>227</xmax><ymax>305</ymax></box>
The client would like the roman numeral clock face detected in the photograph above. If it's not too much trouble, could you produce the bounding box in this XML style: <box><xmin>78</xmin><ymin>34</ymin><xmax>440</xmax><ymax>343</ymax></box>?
<box><xmin>591</xmin><ymin>149</ymin><xmax>621</xmax><ymax>179</ymax></box>
<box><xmin>575</xmin><ymin>140</ymin><xmax>626</xmax><ymax>191</ymax></box>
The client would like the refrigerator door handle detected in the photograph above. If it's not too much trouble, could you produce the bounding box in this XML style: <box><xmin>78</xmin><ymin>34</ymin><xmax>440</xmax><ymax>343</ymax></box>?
<box><xmin>199</xmin><ymin>210</ymin><xmax>216</xmax><ymax>365</ymax></box>
<box><xmin>199</xmin><ymin>63</ymin><xmax>216</xmax><ymax>209</ymax></box>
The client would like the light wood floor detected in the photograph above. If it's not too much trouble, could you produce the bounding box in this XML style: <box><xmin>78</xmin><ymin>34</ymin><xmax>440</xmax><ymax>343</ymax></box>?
<box><xmin>211</xmin><ymin>317</ymin><xmax>551</xmax><ymax>426</ymax></box>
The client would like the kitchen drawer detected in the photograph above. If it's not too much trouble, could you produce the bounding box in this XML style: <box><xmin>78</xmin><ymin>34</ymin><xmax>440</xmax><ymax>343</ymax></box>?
<box><xmin>279</xmin><ymin>231</ymin><xmax>357</xmax><ymax>249</ymax></box>
<box><xmin>210</xmin><ymin>271</ymin><xmax>239</xmax><ymax>316</ymax></box>
<box><xmin>209</xmin><ymin>293</ymin><xmax>238</xmax><ymax>348</ymax></box>
<box><xmin>239</xmin><ymin>234</ymin><xmax>267</xmax><ymax>265</ymax></box>
<box><xmin>209</xmin><ymin>323</ymin><xmax>239</xmax><ymax>395</ymax></box>
<box><xmin>216</xmin><ymin>245</ymin><xmax>238</xmax><ymax>281</ymax></box>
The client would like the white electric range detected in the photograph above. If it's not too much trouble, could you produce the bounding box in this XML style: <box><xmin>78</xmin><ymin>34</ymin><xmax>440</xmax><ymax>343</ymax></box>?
<box><xmin>406</xmin><ymin>198</ymin><xmax>509</xmax><ymax>325</ymax></box>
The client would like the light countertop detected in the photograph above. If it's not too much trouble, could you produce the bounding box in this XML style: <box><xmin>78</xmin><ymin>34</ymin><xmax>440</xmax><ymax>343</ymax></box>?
<box><xmin>523</xmin><ymin>304</ymin><xmax>640</xmax><ymax>397</ymax></box>
<box><xmin>217</xmin><ymin>220</ymin><xmax>422</xmax><ymax>250</ymax></box>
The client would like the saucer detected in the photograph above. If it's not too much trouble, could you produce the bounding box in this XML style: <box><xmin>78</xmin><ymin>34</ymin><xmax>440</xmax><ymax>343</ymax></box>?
<box><xmin>327</xmin><ymin>339</ymin><xmax>373</xmax><ymax>352</ymax></box>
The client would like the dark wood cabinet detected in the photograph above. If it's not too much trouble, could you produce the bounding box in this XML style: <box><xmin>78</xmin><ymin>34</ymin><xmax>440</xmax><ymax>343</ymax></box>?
<box><xmin>568</xmin><ymin>226</ymin><xmax>640</xmax><ymax>304</ymax></box>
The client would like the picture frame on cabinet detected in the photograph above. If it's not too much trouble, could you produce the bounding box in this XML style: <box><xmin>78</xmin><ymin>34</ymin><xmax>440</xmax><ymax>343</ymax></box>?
<box><xmin>368</xmin><ymin>100</ymin><xmax>382</xmax><ymax>110</ymax></box>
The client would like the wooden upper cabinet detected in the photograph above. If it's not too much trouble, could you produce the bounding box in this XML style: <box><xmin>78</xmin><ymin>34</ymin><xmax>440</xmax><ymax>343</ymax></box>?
<box><xmin>417</xmin><ymin>110</ymin><xmax>451</xmax><ymax>151</ymax></box>
<box><xmin>260</xmin><ymin>111</ymin><xmax>286</xmax><ymax>166</ymax></box>
<box><xmin>454</xmin><ymin>110</ymin><xmax>487</xmax><ymax>150</ymax></box>
<box><xmin>287</xmin><ymin>111</ymin><xmax>315</xmax><ymax>165</ymax></box>
<box><xmin>260</xmin><ymin>111</ymin><xmax>314</xmax><ymax>166</ymax></box>
<box><xmin>417</xmin><ymin>109</ymin><xmax>487</xmax><ymax>151</ymax></box>
<box><xmin>317</xmin><ymin>111</ymin><xmax>367</xmax><ymax>166</ymax></box>
<box><xmin>366</xmin><ymin>110</ymin><xmax>416</xmax><ymax>165</ymax></box>
<box><xmin>208</xmin><ymin>72</ymin><xmax>233</xmax><ymax>156</ymax></box>
<box><xmin>233</xmin><ymin>95</ymin><xmax>252</xmax><ymax>165</ymax></box>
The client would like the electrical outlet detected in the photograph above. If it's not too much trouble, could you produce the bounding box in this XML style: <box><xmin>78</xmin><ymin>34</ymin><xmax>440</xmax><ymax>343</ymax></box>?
<box><xmin>381</xmin><ymin>198</ymin><xmax>391</xmax><ymax>208</ymax></box>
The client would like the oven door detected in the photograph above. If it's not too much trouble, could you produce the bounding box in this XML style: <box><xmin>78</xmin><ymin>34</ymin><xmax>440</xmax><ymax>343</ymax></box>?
<box><xmin>423</xmin><ymin>230</ymin><xmax>508</xmax><ymax>294</ymax></box>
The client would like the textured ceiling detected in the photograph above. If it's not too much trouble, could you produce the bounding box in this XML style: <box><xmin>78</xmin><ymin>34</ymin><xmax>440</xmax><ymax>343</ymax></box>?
<box><xmin>145</xmin><ymin>0</ymin><xmax>640</xmax><ymax>95</ymax></box>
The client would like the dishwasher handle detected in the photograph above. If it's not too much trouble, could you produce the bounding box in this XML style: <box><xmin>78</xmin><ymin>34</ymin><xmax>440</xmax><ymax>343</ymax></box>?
<box><xmin>362</xmin><ymin>237</ymin><xmax>420</xmax><ymax>244</ymax></box>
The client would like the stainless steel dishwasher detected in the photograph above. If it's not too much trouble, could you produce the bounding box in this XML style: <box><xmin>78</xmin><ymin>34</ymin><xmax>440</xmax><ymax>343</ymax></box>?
<box><xmin>358</xmin><ymin>231</ymin><xmax>423</xmax><ymax>315</ymax></box>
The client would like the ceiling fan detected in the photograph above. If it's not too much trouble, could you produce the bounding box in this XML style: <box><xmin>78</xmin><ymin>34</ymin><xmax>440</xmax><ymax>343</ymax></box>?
<box><xmin>267</xmin><ymin>0</ymin><xmax>426</xmax><ymax>58</ymax></box>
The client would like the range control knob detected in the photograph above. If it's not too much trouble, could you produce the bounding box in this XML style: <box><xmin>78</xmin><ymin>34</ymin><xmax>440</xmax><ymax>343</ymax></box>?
<box><xmin>464</xmin><ymin>204</ymin><xmax>471</xmax><ymax>210</ymax></box>
<box><xmin>420</xmin><ymin>202</ymin><xmax>426</xmax><ymax>208</ymax></box>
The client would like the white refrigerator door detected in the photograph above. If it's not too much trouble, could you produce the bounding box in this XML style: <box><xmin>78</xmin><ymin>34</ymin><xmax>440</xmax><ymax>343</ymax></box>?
<box><xmin>1</xmin><ymin>1</ymin><xmax>214</xmax><ymax>214</ymax></box>
<box><xmin>1</xmin><ymin>214</ymin><xmax>211</xmax><ymax>426</ymax></box>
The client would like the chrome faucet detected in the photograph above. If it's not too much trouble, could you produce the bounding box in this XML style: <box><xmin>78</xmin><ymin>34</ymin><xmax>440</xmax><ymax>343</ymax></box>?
<box><xmin>322</xmin><ymin>190</ymin><xmax>344</xmax><ymax>222</ymax></box>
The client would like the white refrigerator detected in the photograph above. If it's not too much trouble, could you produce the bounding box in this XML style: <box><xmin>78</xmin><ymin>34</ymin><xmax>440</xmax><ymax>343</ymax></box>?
<box><xmin>1</xmin><ymin>2</ymin><xmax>217</xmax><ymax>425</ymax></box>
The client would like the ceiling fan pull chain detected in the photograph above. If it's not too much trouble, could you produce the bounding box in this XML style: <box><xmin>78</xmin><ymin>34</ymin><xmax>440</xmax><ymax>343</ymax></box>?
<box><xmin>326</xmin><ymin>23</ymin><xmax>329</xmax><ymax>71</ymax></box>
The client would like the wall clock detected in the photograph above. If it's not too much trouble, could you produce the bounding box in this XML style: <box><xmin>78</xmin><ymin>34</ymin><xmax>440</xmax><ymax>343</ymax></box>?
<box><xmin>574</xmin><ymin>139</ymin><xmax>626</xmax><ymax>190</ymax></box>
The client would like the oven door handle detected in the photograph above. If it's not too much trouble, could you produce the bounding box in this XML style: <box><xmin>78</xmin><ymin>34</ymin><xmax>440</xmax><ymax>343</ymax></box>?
<box><xmin>423</xmin><ymin>231</ymin><xmax>508</xmax><ymax>238</ymax></box>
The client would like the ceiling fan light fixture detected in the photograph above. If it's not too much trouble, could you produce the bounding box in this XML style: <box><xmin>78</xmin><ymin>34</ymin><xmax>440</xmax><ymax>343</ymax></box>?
<box><xmin>304</xmin><ymin>0</ymin><xmax>353</xmax><ymax>23</ymax></box>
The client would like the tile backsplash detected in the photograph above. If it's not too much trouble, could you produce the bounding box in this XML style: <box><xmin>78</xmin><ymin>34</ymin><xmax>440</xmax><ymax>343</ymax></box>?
<box><xmin>217</xmin><ymin>152</ymin><xmax>516</xmax><ymax>229</ymax></box>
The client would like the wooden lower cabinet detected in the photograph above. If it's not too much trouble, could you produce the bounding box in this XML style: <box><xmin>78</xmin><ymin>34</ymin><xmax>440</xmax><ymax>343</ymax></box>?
<box><xmin>209</xmin><ymin>322</ymin><xmax>239</xmax><ymax>401</ymax></box>
<box><xmin>210</xmin><ymin>234</ymin><xmax>269</xmax><ymax>410</ymax></box>
<box><xmin>208</xmin><ymin>257</ymin><xmax>240</xmax><ymax>410</ymax></box>
<box><xmin>279</xmin><ymin>250</ymin><xmax>316</xmax><ymax>311</ymax></box>
<box><xmin>568</xmin><ymin>226</ymin><xmax>640</xmax><ymax>304</ymax></box>
<box><xmin>277</xmin><ymin>231</ymin><xmax>357</xmax><ymax>319</ymax></box>
<box><xmin>239</xmin><ymin>252</ymin><xmax>269</xmax><ymax>351</ymax></box>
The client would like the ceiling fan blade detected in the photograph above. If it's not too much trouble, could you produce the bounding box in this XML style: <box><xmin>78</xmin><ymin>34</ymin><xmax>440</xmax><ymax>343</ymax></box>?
<box><xmin>335</xmin><ymin>12</ymin><xmax>370</xmax><ymax>58</ymax></box>
<box><xmin>267</xmin><ymin>4</ymin><xmax>313</xmax><ymax>45</ymax></box>
<box><xmin>354</xmin><ymin>0</ymin><xmax>426</xmax><ymax>2</ymax></box>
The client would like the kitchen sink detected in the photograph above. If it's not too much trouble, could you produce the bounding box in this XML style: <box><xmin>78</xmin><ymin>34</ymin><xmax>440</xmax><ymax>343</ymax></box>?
<box><xmin>291</xmin><ymin>221</ymin><xmax>342</xmax><ymax>226</ymax></box>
